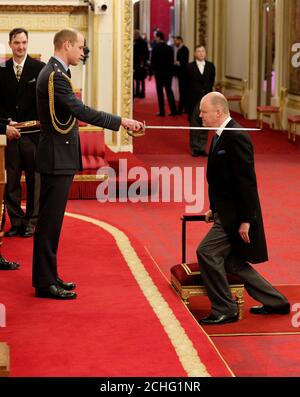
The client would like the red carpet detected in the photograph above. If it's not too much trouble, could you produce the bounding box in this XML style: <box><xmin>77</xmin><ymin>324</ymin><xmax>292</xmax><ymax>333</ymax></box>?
<box><xmin>188</xmin><ymin>285</ymin><xmax>300</xmax><ymax>335</ymax></box>
<box><xmin>212</xmin><ymin>335</ymin><xmax>300</xmax><ymax>377</ymax></box>
<box><xmin>2</xmin><ymin>80</ymin><xmax>300</xmax><ymax>377</ymax></box>
<box><xmin>0</xmin><ymin>214</ymin><xmax>233</xmax><ymax>377</ymax></box>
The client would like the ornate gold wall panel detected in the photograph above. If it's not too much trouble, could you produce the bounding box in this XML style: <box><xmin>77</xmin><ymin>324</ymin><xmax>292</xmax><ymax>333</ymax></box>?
<box><xmin>289</xmin><ymin>0</ymin><xmax>300</xmax><ymax>95</ymax></box>
<box><xmin>0</xmin><ymin>10</ymin><xmax>88</xmax><ymax>32</ymax></box>
<box><xmin>120</xmin><ymin>0</ymin><xmax>133</xmax><ymax>147</ymax></box>
<box><xmin>194</xmin><ymin>0</ymin><xmax>208</xmax><ymax>46</ymax></box>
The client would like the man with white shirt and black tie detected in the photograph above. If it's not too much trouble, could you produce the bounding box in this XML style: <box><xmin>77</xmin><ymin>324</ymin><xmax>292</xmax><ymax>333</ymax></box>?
<box><xmin>186</xmin><ymin>45</ymin><xmax>215</xmax><ymax>157</ymax></box>
<box><xmin>196</xmin><ymin>92</ymin><xmax>290</xmax><ymax>325</ymax></box>
<box><xmin>0</xmin><ymin>28</ymin><xmax>45</xmax><ymax>238</ymax></box>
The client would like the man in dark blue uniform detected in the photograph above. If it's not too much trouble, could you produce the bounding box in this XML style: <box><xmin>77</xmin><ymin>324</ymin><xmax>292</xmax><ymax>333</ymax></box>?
<box><xmin>33</xmin><ymin>28</ymin><xmax>143</xmax><ymax>299</ymax></box>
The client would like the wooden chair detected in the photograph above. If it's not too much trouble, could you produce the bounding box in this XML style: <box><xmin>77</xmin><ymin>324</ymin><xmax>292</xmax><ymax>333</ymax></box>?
<box><xmin>287</xmin><ymin>115</ymin><xmax>300</xmax><ymax>142</ymax></box>
<box><xmin>170</xmin><ymin>214</ymin><xmax>245</xmax><ymax>319</ymax></box>
<box><xmin>256</xmin><ymin>88</ymin><xmax>287</xmax><ymax>129</ymax></box>
<box><xmin>215</xmin><ymin>80</ymin><xmax>247</xmax><ymax>116</ymax></box>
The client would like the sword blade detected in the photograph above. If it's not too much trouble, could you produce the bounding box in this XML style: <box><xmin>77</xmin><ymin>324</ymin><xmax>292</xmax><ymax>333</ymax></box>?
<box><xmin>143</xmin><ymin>125</ymin><xmax>261</xmax><ymax>131</ymax></box>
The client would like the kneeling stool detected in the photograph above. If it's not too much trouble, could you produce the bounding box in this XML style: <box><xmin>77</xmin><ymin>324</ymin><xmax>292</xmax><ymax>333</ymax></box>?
<box><xmin>170</xmin><ymin>214</ymin><xmax>245</xmax><ymax>319</ymax></box>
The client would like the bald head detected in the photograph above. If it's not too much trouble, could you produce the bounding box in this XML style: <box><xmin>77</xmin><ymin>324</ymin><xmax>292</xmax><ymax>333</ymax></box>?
<box><xmin>200</xmin><ymin>92</ymin><xmax>230</xmax><ymax>128</ymax></box>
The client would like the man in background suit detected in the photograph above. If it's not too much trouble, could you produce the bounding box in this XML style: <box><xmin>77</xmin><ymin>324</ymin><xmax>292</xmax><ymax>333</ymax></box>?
<box><xmin>33</xmin><ymin>28</ymin><xmax>143</xmax><ymax>300</ymax></box>
<box><xmin>186</xmin><ymin>45</ymin><xmax>215</xmax><ymax>156</ymax></box>
<box><xmin>150</xmin><ymin>31</ymin><xmax>177</xmax><ymax>117</ymax></box>
<box><xmin>133</xmin><ymin>29</ymin><xmax>149</xmax><ymax>98</ymax></box>
<box><xmin>0</xmin><ymin>118</ymin><xmax>20</xmax><ymax>269</ymax></box>
<box><xmin>196</xmin><ymin>92</ymin><xmax>290</xmax><ymax>325</ymax></box>
<box><xmin>0</xmin><ymin>28</ymin><xmax>45</xmax><ymax>238</ymax></box>
<box><xmin>174</xmin><ymin>36</ymin><xmax>189</xmax><ymax>114</ymax></box>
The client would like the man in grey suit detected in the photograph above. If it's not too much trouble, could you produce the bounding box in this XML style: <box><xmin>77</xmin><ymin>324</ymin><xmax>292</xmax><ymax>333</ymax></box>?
<box><xmin>197</xmin><ymin>92</ymin><xmax>290</xmax><ymax>325</ymax></box>
<box><xmin>33</xmin><ymin>28</ymin><xmax>143</xmax><ymax>299</ymax></box>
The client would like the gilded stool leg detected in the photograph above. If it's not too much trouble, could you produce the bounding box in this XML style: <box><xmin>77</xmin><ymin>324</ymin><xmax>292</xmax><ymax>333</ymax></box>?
<box><xmin>293</xmin><ymin>123</ymin><xmax>297</xmax><ymax>143</ymax></box>
<box><xmin>288</xmin><ymin>122</ymin><xmax>291</xmax><ymax>141</ymax></box>
<box><xmin>235</xmin><ymin>289</ymin><xmax>244</xmax><ymax>320</ymax></box>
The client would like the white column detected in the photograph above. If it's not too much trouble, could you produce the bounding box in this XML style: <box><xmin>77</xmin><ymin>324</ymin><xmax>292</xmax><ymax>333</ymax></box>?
<box><xmin>139</xmin><ymin>0</ymin><xmax>150</xmax><ymax>40</ymax></box>
<box><xmin>246</xmin><ymin>0</ymin><xmax>260</xmax><ymax>119</ymax></box>
<box><xmin>180</xmin><ymin>0</ymin><xmax>195</xmax><ymax>61</ymax></box>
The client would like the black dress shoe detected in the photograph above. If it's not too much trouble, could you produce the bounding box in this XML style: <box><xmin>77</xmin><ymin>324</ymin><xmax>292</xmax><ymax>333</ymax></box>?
<box><xmin>198</xmin><ymin>150</ymin><xmax>208</xmax><ymax>157</ymax></box>
<box><xmin>156</xmin><ymin>112</ymin><xmax>165</xmax><ymax>117</ymax></box>
<box><xmin>0</xmin><ymin>256</ymin><xmax>20</xmax><ymax>270</ymax></box>
<box><xmin>35</xmin><ymin>284</ymin><xmax>77</xmax><ymax>299</ymax></box>
<box><xmin>192</xmin><ymin>152</ymin><xmax>200</xmax><ymax>157</ymax></box>
<box><xmin>4</xmin><ymin>226</ymin><xmax>22</xmax><ymax>237</ymax></box>
<box><xmin>57</xmin><ymin>277</ymin><xmax>76</xmax><ymax>291</ymax></box>
<box><xmin>168</xmin><ymin>112</ymin><xmax>178</xmax><ymax>116</ymax></box>
<box><xmin>21</xmin><ymin>227</ymin><xmax>34</xmax><ymax>238</ymax></box>
<box><xmin>199</xmin><ymin>313</ymin><xmax>238</xmax><ymax>325</ymax></box>
<box><xmin>250</xmin><ymin>303</ymin><xmax>290</xmax><ymax>315</ymax></box>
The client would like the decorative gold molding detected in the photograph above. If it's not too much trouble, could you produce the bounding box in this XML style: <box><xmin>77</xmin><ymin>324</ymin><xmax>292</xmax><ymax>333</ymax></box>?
<box><xmin>73</xmin><ymin>174</ymin><xmax>108</xmax><ymax>182</ymax></box>
<box><xmin>288</xmin><ymin>0</ymin><xmax>300</xmax><ymax>95</ymax></box>
<box><xmin>0</xmin><ymin>13</ymin><xmax>88</xmax><ymax>31</ymax></box>
<box><xmin>195</xmin><ymin>0</ymin><xmax>208</xmax><ymax>46</ymax></box>
<box><xmin>79</xmin><ymin>126</ymin><xmax>103</xmax><ymax>132</ymax></box>
<box><xmin>221</xmin><ymin>81</ymin><xmax>245</xmax><ymax>92</ymax></box>
<box><xmin>121</xmin><ymin>0</ymin><xmax>133</xmax><ymax>146</ymax></box>
<box><xmin>0</xmin><ymin>5</ymin><xmax>88</xmax><ymax>13</ymax></box>
<box><xmin>92</xmin><ymin>14</ymin><xmax>100</xmax><ymax>108</ymax></box>
<box><xmin>21</xmin><ymin>174</ymin><xmax>108</xmax><ymax>183</ymax></box>
<box><xmin>248</xmin><ymin>0</ymin><xmax>253</xmax><ymax>90</ymax></box>
<box><xmin>65</xmin><ymin>211</ymin><xmax>212</xmax><ymax>377</ymax></box>
<box><xmin>287</xmin><ymin>98</ymin><xmax>300</xmax><ymax>111</ymax></box>
<box><xmin>224</xmin><ymin>75</ymin><xmax>243</xmax><ymax>82</ymax></box>
<box><xmin>112</xmin><ymin>1</ymin><xmax>119</xmax><ymax>146</ymax></box>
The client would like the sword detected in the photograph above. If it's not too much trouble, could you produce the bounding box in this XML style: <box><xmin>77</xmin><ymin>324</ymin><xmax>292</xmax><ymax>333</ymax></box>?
<box><xmin>126</xmin><ymin>122</ymin><xmax>261</xmax><ymax>137</ymax></box>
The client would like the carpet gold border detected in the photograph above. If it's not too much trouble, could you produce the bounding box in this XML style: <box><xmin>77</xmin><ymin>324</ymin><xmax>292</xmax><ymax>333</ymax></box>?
<box><xmin>65</xmin><ymin>211</ymin><xmax>211</xmax><ymax>377</ymax></box>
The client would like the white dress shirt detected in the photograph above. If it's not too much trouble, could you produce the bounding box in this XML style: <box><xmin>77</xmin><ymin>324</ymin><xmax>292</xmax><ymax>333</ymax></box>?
<box><xmin>196</xmin><ymin>59</ymin><xmax>205</xmax><ymax>74</ymax></box>
<box><xmin>216</xmin><ymin>116</ymin><xmax>232</xmax><ymax>137</ymax></box>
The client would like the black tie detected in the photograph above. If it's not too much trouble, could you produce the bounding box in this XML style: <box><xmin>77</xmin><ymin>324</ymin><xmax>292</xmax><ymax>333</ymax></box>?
<box><xmin>212</xmin><ymin>133</ymin><xmax>219</xmax><ymax>150</ymax></box>
<box><xmin>66</xmin><ymin>69</ymin><xmax>71</xmax><ymax>78</ymax></box>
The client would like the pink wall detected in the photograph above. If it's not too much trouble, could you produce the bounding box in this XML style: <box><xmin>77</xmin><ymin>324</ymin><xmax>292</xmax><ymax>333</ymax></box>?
<box><xmin>150</xmin><ymin>0</ymin><xmax>174</xmax><ymax>41</ymax></box>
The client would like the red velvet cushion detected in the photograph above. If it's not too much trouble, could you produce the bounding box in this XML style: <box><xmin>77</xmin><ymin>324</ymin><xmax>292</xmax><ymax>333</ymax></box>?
<box><xmin>81</xmin><ymin>155</ymin><xmax>108</xmax><ymax>169</ymax></box>
<box><xmin>257</xmin><ymin>106</ymin><xmax>279</xmax><ymax>113</ymax></box>
<box><xmin>79</xmin><ymin>131</ymin><xmax>107</xmax><ymax>170</ymax></box>
<box><xmin>288</xmin><ymin>115</ymin><xmax>300</xmax><ymax>123</ymax></box>
<box><xmin>171</xmin><ymin>263</ymin><xmax>243</xmax><ymax>286</ymax></box>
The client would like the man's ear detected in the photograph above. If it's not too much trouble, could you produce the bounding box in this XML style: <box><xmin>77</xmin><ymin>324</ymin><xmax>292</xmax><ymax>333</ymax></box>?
<box><xmin>64</xmin><ymin>40</ymin><xmax>71</xmax><ymax>51</ymax></box>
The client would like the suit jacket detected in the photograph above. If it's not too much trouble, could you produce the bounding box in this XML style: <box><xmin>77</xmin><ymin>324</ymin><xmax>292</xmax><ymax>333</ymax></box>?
<box><xmin>0</xmin><ymin>55</ymin><xmax>45</xmax><ymax>144</ymax></box>
<box><xmin>150</xmin><ymin>42</ymin><xmax>174</xmax><ymax>78</ymax></box>
<box><xmin>207</xmin><ymin>119</ymin><xmax>268</xmax><ymax>264</ymax></box>
<box><xmin>176</xmin><ymin>45</ymin><xmax>189</xmax><ymax>67</ymax></box>
<box><xmin>36</xmin><ymin>57</ymin><xmax>121</xmax><ymax>175</ymax></box>
<box><xmin>175</xmin><ymin>45</ymin><xmax>189</xmax><ymax>78</ymax></box>
<box><xmin>0</xmin><ymin>117</ymin><xmax>9</xmax><ymax>134</ymax></box>
<box><xmin>186</xmin><ymin>60</ymin><xmax>215</xmax><ymax>116</ymax></box>
<box><xmin>0</xmin><ymin>55</ymin><xmax>45</xmax><ymax>122</ymax></box>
